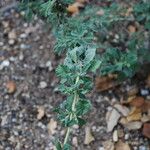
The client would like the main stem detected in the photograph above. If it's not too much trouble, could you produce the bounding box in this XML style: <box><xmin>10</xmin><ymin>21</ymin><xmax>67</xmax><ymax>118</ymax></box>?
<box><xmin>63</xmin><ymin>76</ymin><xmax>79</xmax><ymax>146</ymax></box>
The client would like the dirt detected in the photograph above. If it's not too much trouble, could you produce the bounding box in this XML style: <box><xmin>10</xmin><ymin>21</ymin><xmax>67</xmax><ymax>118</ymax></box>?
<box><xmin>0</xmin><ymin>7</ymin><xmax>150</xmax><ymax>150</ymax></box>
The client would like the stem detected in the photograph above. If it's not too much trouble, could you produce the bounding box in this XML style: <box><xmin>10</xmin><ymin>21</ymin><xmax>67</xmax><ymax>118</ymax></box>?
<box><xmin>63</xmin><ymin>76</ymin><xmax>80</xmax><ymax>146</ymax></box>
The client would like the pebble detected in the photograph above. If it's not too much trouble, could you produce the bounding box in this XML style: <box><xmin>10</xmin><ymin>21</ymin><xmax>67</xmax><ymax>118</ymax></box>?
<box><xmin>8</xmin><ymin>30</ymin><xmax>17</xmax><ymax>39</ymax></box>
<box><xmin>8</xmin><ymin>39</ymin><xmax>15</xmax><ymax>45</ymax></box>
<box><xmin>125</xmin><ymin>133</ymin><xmax>129</xmax><ymax>140</ymax></box>
<box><xmin>20</xmin><ymin>33</ymin><xmax>28</xmax><ymax>39</ymax></box>
<box><xmin>46</xmin><ymin>60</ymin><xmax>53</xmax><ymax>71</ymax></box>
<box><xmin>113</xmin><ymin>130</ymin><xmax>118</xmax><ymax>142</ymax></box>
<box><xmin>39</xmin><ymin>81</ymin><xmax>47</xmax><ymax>89</ymax></box>
<box><xmin>0</xmin><ymin>42</ymin><xmax>4</xmax><ymax>46</ymax></box>
<box><xmin>20</xmin><ymin>44</ymin><xmax>30</xmax><ymax>50</ymax></box>
<box><xmin>140</xmin><ymin>89</ymin><xmax>149</xmax><ymax>96</ymax></box>
<box><xmin>139</xmin><ymin>145</ymin><xmax>147</xmax><ymax>150</ymax></box>
<box><xmin>98</xmin><ymin>147</ymin><xmax>104</xmax><ymax>150</ymax></box>
<box><xmin>72</xmin><ymin>136</ymin><xmax>78</xmax><ymax>147</ymax></box>
<box><xmin>0</xmin><ymin>60</ymin><xmax>10</xmax><ymax>70</ymax></box>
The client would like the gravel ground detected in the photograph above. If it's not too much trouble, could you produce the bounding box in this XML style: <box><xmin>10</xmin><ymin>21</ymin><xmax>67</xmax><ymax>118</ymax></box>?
<box><xmin>0</xmin><ymin>8</ymin><xmax>150</xmax><ymax>150</ymax></box>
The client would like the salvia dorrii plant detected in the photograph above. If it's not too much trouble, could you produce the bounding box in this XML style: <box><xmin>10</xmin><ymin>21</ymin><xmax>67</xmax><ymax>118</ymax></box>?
<box><xmin>18</xmin><ymin>0</ymin><xmax>150</xmax><ymax>149</ymax></box>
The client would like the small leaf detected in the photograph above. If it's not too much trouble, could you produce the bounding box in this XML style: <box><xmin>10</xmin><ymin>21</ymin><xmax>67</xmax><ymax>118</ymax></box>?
<box><xmin>54</xmin><ymin>140</ymin><xmax>62</xmax><ymax>150</ymax></box>
<box><xmin>76</xmin><ymin>99</ymin><xmax>91</xmax><ymax>116</ymax></box>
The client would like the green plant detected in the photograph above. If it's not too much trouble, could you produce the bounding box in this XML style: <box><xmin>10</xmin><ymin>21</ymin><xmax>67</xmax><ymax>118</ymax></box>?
<box><xmin>19</xmin><ymin>0</ymin><xmax>150</xmax><ymax>149</ymax></box>
<box><xmin>54</xmin><ymin>46</ymin><xmax>97</xmax><ymax>149</ymax></box>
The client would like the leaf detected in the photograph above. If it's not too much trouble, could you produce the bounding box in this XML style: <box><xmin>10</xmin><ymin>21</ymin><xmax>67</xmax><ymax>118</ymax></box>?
<box><xmin>129</xmin><ymin>97</ymin><xmax>145</xmax><ymax>108</ymax></box>
<box><xmin>106</xmin><ymin>108</ymin><xmax>121</xmax><ymax>132</ymax></box>
<box><xmin>66</xmin><ymin>2</ymin><xmax>84</xmax><ymax>15</ymax></box>
<box><xmin>126</xmin><ymin>107</ymin><xmax>142</xmax><ymax>122</ymax></box>
<box><xmin>84</xmin><ymin>47</ymin><xmax>96</xmax><ymax>65</ymax></box>
<box><xmin>95</xmin><ymin>74</ymin><xmax>118</xmax><ymax>92</ymax></box>
<box><xmin>54</xmin><ymin>140</ymin><xmax>62</xmax><ymax>150</ymax></box>
<box><xmin>47</xmin><ymin>118</ymin><xmax>57</xmax><ymax>135</ymax></box>
<box><xmin>63</xmin><ymin>143</ymin><xmax>71</xmax><ymax>150</ymax></box>
<box><xmin>115</xmin><ymin>140</ymin><xmax>131</xmax><ymax>150</ymax></box>
<box><xmin>37</xmin><ymin>106</ymin><xmax>45</xmax><ymax>120</ymax></box>
<box><xmin>84</xmin><ymin>126</ymin><xmax>95</xmax><ymax>145</ymax></box>
<box><xmin>76</xmin><ymin>99</ymin><xmax>91</xmax><ymax>116</ymax></box>
<box><xmin>142</xmin><ymin>123</ymin><xmax>150</xmax><ymax>139</ymax></box>
<box><xmin>6</xmin><ymin>81</ymin><xmax>16</xmax><ymax>94</ymax></box>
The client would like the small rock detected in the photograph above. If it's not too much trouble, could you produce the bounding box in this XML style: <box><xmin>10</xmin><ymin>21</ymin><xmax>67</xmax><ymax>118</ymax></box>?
<box><xmin>114</xmin><ymin>104</ymin><xmax>130</xmax><ymax>117</ymax></box>
<box><xmin>140</xmin><ymin>89</ymin><xmax>149</xmax><ymax>96</ymax></box>
<box><xmin>84</xmin><ymin>126</ymin><xmax>95</xmax><ymax>145</ymax></box>
<box><xmin>8</xmin><ymin>30</ymin><xmax>17</xmax><ymax>39</ymax></box>
<box><xmin>0</xmin><ymin>60</ymin><xmax>10</xmax><ymax>70</ymax></box>
<box><xmin>124</xmin><ymin>133</ymin><xmax>129</xmax><ymax>140</ymax></box>
<box><xmin>20</xmin><ymin>33</ymin><xmax>28</xmax><ymax>38</ymax></box>
<box><xmin>0</xmin><ymin>42</ymin><xmax>4</xmax><ymax>46</ymax></box>
<box><xmin>139</xmin><ymin>145</ymin><xmax>147</xmax><ymax>150</ymax></box>
<box><xmin>20</xmin><ymin>44</ymin><xmax>30</xmax><ymax>50</ymax></box>
<box><xmin>47</xmin><ymin>119</ymin><xmax>57</xmax><ymax>135</ymax></box>
<box><xmin>6</xmin><ymin>80</ymin><xmax>16</xmax><ymax>94</ymax></box>
<box><xmin>8</xmin><ymin>39</ymin><xmax>15</xmax><ymax>45</ymax></box>
<box><xmin>126</xmin><ymin>121</ymin><xmax>142</xmax><ymax>130</ymax></box>
<box><xmin>103</xmin><ymin>140</ymin><xmax>114</xmax><ymax>150</ymax></box>
<box><xmin>106</xmin><ymin>108</ymin><xmax>121</xmax><ymax>132</ymax></box>
<box><xmin>39</xmin><ymin>81</ymin><xmax>47</xmax><ymax>89</ymax></box>
<box><xmin>72</xmin><ymin>137</ymin><xmax>78</xmax><ymax>147</ymax></box>
<box><xmin>98</xmin><ymin>147</ymin><xmax>104</xmax><ymax>150</ymax></box>
<box><xmin>46</xmin><ymin>61</ymin><xmax>53</xmax><ymax>71</ymax></box>
<box><xmin>113</xmin><ymin>130</ymin><xmax>118</xmax><ymax>142</ymax></box>
<box><xmin>37</xmin><ymin>106</ymin><xmax>45</xmax><ymax>120</ymax></box>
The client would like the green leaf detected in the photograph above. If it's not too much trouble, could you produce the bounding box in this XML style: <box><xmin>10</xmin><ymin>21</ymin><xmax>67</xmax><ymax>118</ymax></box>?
<box><xmin>84</xmin><ymin>47</ymin><xmax>96</xmax><ymax>65</ymax></box>
<box><xmin>63</xmin><ymin>143</ymin><xmax>71</xmax><ymax>150</ymax></box>
<box><xmin>54</xmin><ymin>140</ymin><xmax>62</xmax><ymax>150</ymax></box>
<box><xmin>76</xmin><ymin>99</ymin><xmax>91</xmax><ymax>116</ymax></box>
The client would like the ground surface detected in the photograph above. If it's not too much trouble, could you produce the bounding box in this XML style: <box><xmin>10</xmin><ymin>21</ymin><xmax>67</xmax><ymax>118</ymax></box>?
<box><xmin>0</xmin><ymin>7</ymin><xmax>150</xmax><ymax>150</ymax></box>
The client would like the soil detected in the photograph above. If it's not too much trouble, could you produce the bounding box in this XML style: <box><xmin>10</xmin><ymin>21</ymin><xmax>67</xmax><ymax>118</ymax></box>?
<box><xmin>0</xmin><ymin>5</ymin><xmax>150</xmax><ymax>150</ymax></box>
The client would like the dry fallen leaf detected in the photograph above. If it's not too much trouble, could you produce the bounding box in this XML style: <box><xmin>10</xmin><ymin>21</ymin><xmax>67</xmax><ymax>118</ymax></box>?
<box><xmin>142</xmin><ymin>123</ymin><xmax>150</xmax><ymax>139</ymax></box>
<box><xmin>37</xmin><ymin>106</ymin><xmax>45</xmax><ymax>120</ymax></box>
<box><xmin>115</xmin><ymin>140</ymin><xmax>131</xmax><ymax>150</ymax></box>
<box><xmin>95</xmin><ymin>74</ymin><xmax>118</xmax><ymax>92</ymax></box>
<box><xmin>84</xmin><ymin>126</ymin><xmax>95</xmax><ymax>145</ymax></box>
<box><xmin>126</xmin><ymin>107</ymin><xmax>142</xmax><ymax>122</ymax></box>
<box><xmin>128</xmin><ymin>25</ymin><xmax>136</xmax><ymax>33</ymax></box>
<box><xmin>106</xmin><ymin>108</ymin><xmax>121</xmax><ymax>132</ymax></box>
<box><xmin>47</xmin><ymin>118</ymin><xmax>57</xmax><ymax>135</ymax></box>
<box><xmin>103</xmin><ymin>140</ymin><xmax>114</xmax><ymax>150</ymax></box>
<box><xmin>67</xmin><ymin>2</ymin><xmax>84</xmax><ymax>15</ymax></box>
<box><xmin>6</xmin><ymin>81</ymin><xmax>16</xmax><ymax>94</ymax></box>
<box><xmin>129</xmin><ymin>97</ymin><xmax>145</xmax><ymax>108</ymax></box>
